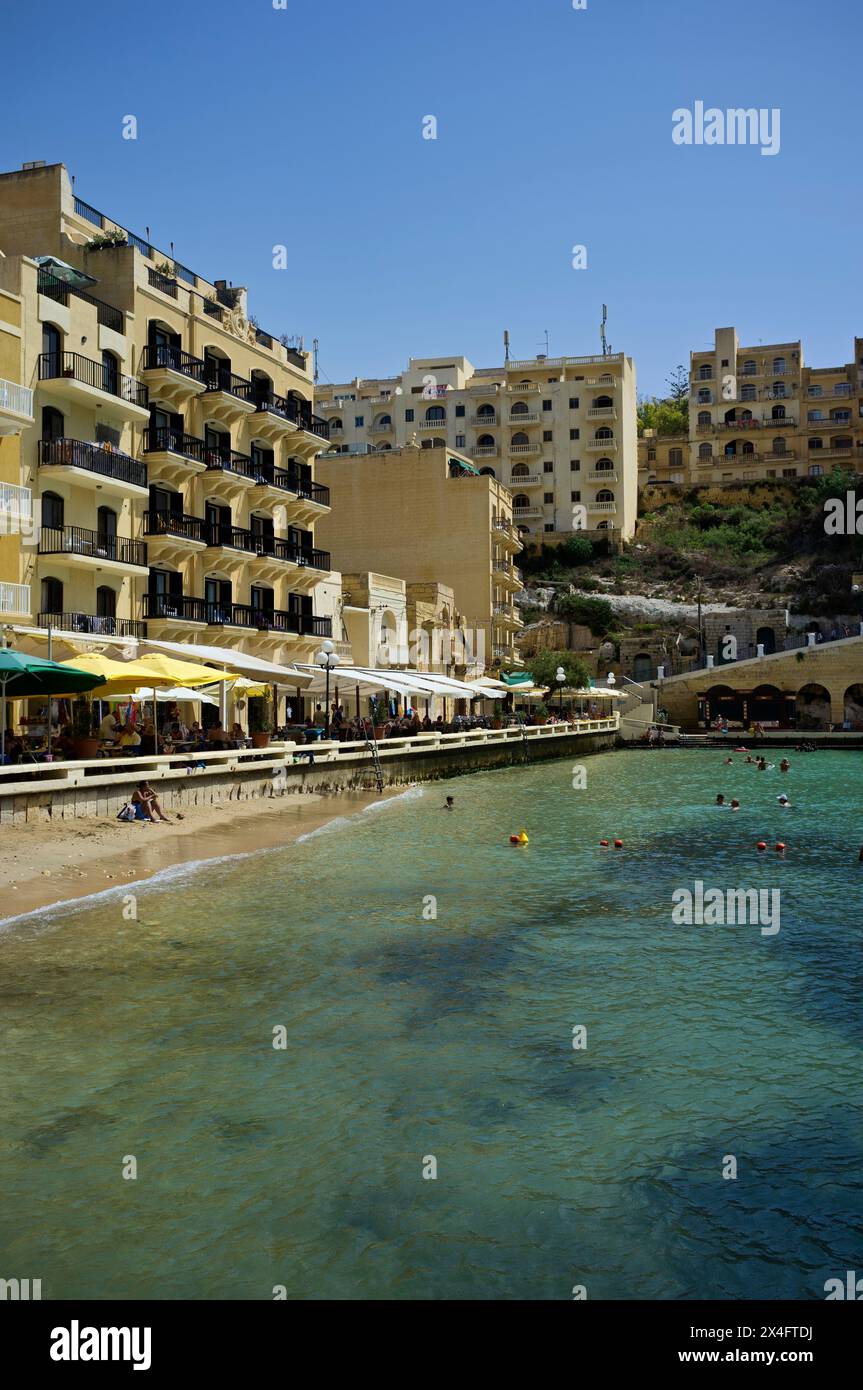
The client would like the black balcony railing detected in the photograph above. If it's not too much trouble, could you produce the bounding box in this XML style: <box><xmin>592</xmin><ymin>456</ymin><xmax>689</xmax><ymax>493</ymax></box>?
<box><xmin>37</xmin><ymin>525</ymin><xmax>147</xmax><ymax>568</ymax></box>
<box><xmin>204</xmin><ymin>368</ymin><xmax>256</xmax><ymax>403</ymax></box>
<box><xmin>143</xmin><ymin>593</ymin><xmax>209</xmax><ymax>623</ymax></box>
<box><xmin>142</xmin><ymin>344</ymin><xmax>207</xmax><ymax>382</ymax></box>
<box><xmin>143</xmin><ymin>511</ymin><xmax>207</xmax><ymax>543</ymax></box>
<box><xmin>148</xmin><ymin>266</ymin><xmax>178</xmax><ymax>298</ymax></box>
<box><xmin>303</xmin><ymin>615</ymin><xmax>332</xmax><ymax>637</ymax></box>
<box><xmin>38</xmin><ymin>437</ymin><xmax>147</xmax><ymax>489</ymax></box>
<box><xmin>37</xmin><ymin>269</ymin><xmax>124</xmax><ymax>333</ymax></box>
<box><xmin>142</xmin><ymin>427</ymin><xmax>209</xmax><ymax>463</ymax></box>
<box><xmin>206</xmin><ymin>524</ymin><xmax>258</xmax><ymax>553</ymax></box>
<box><xmin>39</xmin><ymin>351</ymin><xmax>148</xmax><ymax>408</ymax></box>
<box><xmin>38</xmin><ymin>611</ymin><xmax>145</xmax><ymax>638</ymax></box>
<box><xmin>225</xmin><ymin>604</ymin><xmax>266</xmax><ymax>629</ymax></box>
<box><xmin>203</xmin><ymin>448</ymin><xmax>257</xmax><ymax>481</ymax></box>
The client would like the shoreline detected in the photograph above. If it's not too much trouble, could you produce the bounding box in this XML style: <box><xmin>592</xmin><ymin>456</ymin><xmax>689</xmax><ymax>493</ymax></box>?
<box><xmin>0</xmin><ymin>789</ymin><xmax>402</xmax><ymax>926</ymax></box>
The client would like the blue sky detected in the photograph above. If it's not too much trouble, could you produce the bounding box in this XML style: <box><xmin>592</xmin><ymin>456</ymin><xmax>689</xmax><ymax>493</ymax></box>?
<box><xmin>1</xmin><ymin>0</ymin><xmax>860</xmax><ymax>396</ymax></box>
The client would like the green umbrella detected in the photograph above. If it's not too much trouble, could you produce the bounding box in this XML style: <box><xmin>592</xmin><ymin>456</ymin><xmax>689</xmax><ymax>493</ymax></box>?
<box><xmin>0</xmin><ymin>650</ymin><xmax>106</xmax><ymax>761</ymax></box>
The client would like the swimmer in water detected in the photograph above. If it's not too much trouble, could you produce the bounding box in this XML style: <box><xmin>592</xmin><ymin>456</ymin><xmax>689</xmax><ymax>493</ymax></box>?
<box><xmin>777</xmin><ymin>793</ymin><xmax>790</xmax><ymax>808</ymax></box>
<box><xmin>745</xmin><ymin>756</ymin><xmax>754</xmax><ymax>765</ymax></box>
<box><xmin>716</xmin><ymin>794</ymin><xmax>727</xmax><ymax>806</ymax></box>
<box><xmin>724</xmin><ymin>757</ymin><xmax>734</xmax><ymax>765</ymax></box>
<box><xmin>780</xmin><ymin>758</ymin><xmax>790</xmax><ymax>773</ymax></box>
<box><xmin>730</xmin><ymin>798</ymin><xmax>741</xmax><ymax>810</ymax></box>
<box><xmin>443</xmin><ymin>796</ymin><xmax>455</xmax><ymax>810</ymax></box>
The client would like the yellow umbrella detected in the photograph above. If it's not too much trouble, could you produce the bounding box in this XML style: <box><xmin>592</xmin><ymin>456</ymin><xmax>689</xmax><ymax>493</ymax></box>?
<box><xmin>229</xmin><ymin>675</ymin><xmax>270</xmax><ymax>697</ymax></box>
<box><xmin>57</xmin><ymin>652</ymin><xmax>236</xmax><ymax>697</ymax></box>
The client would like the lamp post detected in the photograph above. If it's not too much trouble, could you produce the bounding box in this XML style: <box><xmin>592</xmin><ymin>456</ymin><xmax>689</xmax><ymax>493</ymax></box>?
<box><xmin>316</xmin><ymin>639</ymin><xmax>340</xmax><ymax>739</ymax></box>
<box><xmin>555</xmin><ymin>665</ymin><xmax>566</xmax><ymax>719</ymax></box>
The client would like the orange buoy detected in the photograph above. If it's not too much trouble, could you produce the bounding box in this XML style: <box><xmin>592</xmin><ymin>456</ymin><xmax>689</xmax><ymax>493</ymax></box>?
<box><xmin>613</xmin><ymin>839</ymin><xmax>624</xmax><ymax>849</ymax></box>
<box><xmin>599</xmin><ymin>839</ymin><xmax>609</xmax><ymax>847</ymax></box>
<box><xmin>757</xmin><ymin>841</ymin><xmax>767</xmax><ymax>851</ymax></box>
<box><xmin>775</xmin><ymin>842</ymin><xmax>786</xmax><ymax>852</ymax></box>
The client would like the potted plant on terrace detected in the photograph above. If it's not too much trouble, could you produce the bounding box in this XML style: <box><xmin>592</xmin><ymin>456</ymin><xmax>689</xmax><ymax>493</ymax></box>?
<box><xmin>249</xmin><ymin>694</ymin><xmax>273</xmax><ymax>749</ymax></box>
<box><xmin>71</xmin><ymin>698</ymin><xmax>99</xmax><ymax>759</ymax></box>
<box><xmin>370</xmin><ymin>696</ymin><xmax>387</xmax><ymax>741</ymax></box>
<box><xmin>492</xmin><ymin>701</ymin><xmax>504</xmax><ymax>730</ymax></box>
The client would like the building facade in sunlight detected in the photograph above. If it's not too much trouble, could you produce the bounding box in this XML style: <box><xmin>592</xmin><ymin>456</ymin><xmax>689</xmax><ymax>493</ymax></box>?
<box><xmin>0</xmin><ymin>161</ymin><xmax>333</xmax><ymax>669</ymax></box>
<box><xmin>315</xmin><ymin>350</ymin><xmax>638</xmax><ymax>544</ymax></box>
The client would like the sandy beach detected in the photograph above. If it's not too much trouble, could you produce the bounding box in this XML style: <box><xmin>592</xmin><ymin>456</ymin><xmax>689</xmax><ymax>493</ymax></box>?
<box><xmin>0</xmin><ymin>789</ymin><xmax>395</xmax><ymax>924</ymax></box>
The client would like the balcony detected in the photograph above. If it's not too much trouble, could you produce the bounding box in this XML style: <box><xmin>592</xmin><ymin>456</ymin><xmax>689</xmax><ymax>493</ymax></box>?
<box><xmin>493</xmin><ymin>518</ymin><xmax>521</xmax><ymax>549</ymax></box>
<box><xmin>37</xmin><ymin>268</ymin><xmax>124</xmax><ymax>334</ymax></box>
<box><xmin>38</xmin><ymin>610</ymin><xmax>145</xmax><ymax>638</ymax></box>
<box><xmin>506</xmin><ymin>471</ymin><xmax>543</xmax><ymax>486</ymax></box>
<box><xmin>808</xmin><ymin>384</ymin><xmax>852</xmax><ymax>397</ymax></box>
<box><xmin>202</xmin><ymin>448</ymin><xmax>258</xmax><ymax>489</ymax></box>
<box><xmin>506</xmin><ymin>381</ymin><xmax>541</xmax><ymax>394</ymax></box>
<box><xmin>38</xmin><ymin>351</ymin><xmax>149</xmax><ymax>422</ymax></box>
<box><xmin>587</xmin><ymin>469</ymin><xmax>619</xmax><ymax>483</ymax></box>
<box><xmin>143</xmin><ymin>593</ymin><xmax>209</xmax><ymax>626</ymax></box>
<box><xmin>587</xmin><ymin>407</ymin><xmax>617</xmax><ymax>419</ymax></box>
<box><xmin>203</xmin><ymin>367</ymin><xmax>257</xmax><ymax>421</ymax></box>
<box><xmin>512</xmin><ymin>504</ymin><xmax>543</xmax><ymax>519</ymax></box>
<box><xmin>507</xmin><ymin>411</ymin><xmax>540</xmax><ymax>425</ymax></box>
<box><xmin>806</xmin><ymin>416</ymin><xmax>852</xmax><ymax>430</ymax></box>
<box><xmin>584</xmin><ymin>377</ymin><xmax>617</xmax><ymax>389</ymax></box>
<box><xmin>147</xmin><ymin>266</ymin><xmax>179</xmax><ymax>299</ymax></box>
<box><xmin>37</xmin><ymin>525</ymin><xmax>148</xmax><ymax>574</ymax></box>
<box><xmin>38</xmin><ymin>438</ymin><xmax>148</xmax><ymax>497</ymax></box>
<box><xmin>0</xmin><ymin>581</ymin><xmax>30</xmax><ymax>618</ymax></box>
<box><xmin>254</xmin><ymin>392</ymin><xmax>330</xmax><ymax>447</ymax></box>
<box><xmin>588</xmin><ymin>500</ymin><xmax>617</xmax><ymax>514</ymax></box>
<box><xmin>368</xmin><ymin>420</ymin><xmax>395</xmax><ymax>434</ymax></box>
<box><xmin>585</xmin><ymin>438</ymin><xmax>617</xmax><ymax>452</ymax></box>
<box><xmin>417</xmin><ymin>418</ymin><xmax>448</xmax><ymax>431</ymax></box>
<box><xmin>493</xmin><ymin>604</ymin><xmax>523</xmax><ymax>630</ymax></box>
<box><xmin>813</xmin><ymin>447</ymin><xmax>856</xmax><ymax>460</ymax></box>
<box><xmin>509</xmin><ymin>442</ymin><xmax>541</xmax><ymax>456</ymax></box>
<box><xmin>0</xmin><ymin>481</ymin><xmax>33</xmax><ymax>529</ymax></box>
<box><xmin>142</xmin><ymin>427</ymin><xmax>209</xmax><ymax>475</ymax></box>
<box><xmin>141</xmin><ymin>344</ymin><xmax>208</xmax><ymax>400</ymax></box>
<box><xmin>472</xmin><ymin>445</ymin><xmax>499</xmax><ymax>458</ymax></box>
<box><xmin>143</xmin><ymin>511</ymin><xmax>208</xmax><ymax>552</ymax></box>
<box><xmin>0</xmin><ymin>377</ymin><xmax>35</xmax><ymax>435</ymax></box>
<box><xmin>470</xmin><ymin>414</ymin><xmax>498</xmax><ymax>427</ymax></box>
<box><xmin>762</xmin><ymin>451</ymin><xmax>796</xmax><ymax>462</ymax></box>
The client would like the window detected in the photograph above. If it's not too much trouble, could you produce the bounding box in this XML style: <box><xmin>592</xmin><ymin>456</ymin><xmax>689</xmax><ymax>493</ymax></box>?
<box><xmin>809</xmin><ymin>385</ymin><xmax>823</xmax><ymax>398</ymax></box>
<box><xmin>42</xmin><ymin>323</ymin><xmax>62</xmax><ymax>371</ymax></box>
<box><xmin>425</xmin><ymin>405</ymin><xmax>446</xmax><ymax>422</ymax></box>
<box><xmin>544</xmin><ymin>523</ymin><xmax>554</xmax><ymax>532</ymax></box>
<box><xmin>455</xmin><ymin>404</ymin><xmax>465</xmax><ymax>417</ymax></box>
<box><xmin>544</xmin><ymin>460</ymin><xmax>554</xmax><ymax>473</ymax></box>
<box><xmin>808</xmin><ymin>464</ymin><xmax>823</xmax><ymax>477</ymax></box>
<box><xmin>542</xmin><ymin>399</ymin><xmax>552</xmax><ymax>411</ymax></box>
<box><xmin>647</xmin><ymin>449</ymin><xmax>656</xmax><ymax>461</ymax></box>
<box><xmin>698</xmin><ymin>389</ymin><xmax>711</xmax><ymax>404</ymax></box>
<box><xmin>355</xmin><ymin>416</ymin><xmax>364</xmax><ymax>427</ymax></box>
<box><xmin>698</xmin><ymin>411</ymin><xmax>710</xmax><ymax>426</ymax></box>
<box><xmin>455</xmin><ymin>434</ymin><xmax>465</xmax><ymax>448</ymax></box>
<box><xmin>809</xmin><ymin>437</ymin><xmax>823</xmax><ymax>450</ymax></box>
<box><xmin>571</xmin><ymin>490</ymin><xmax>581</xmax><ymax>502</ymax></box>
<box><xmin>42</xmin><ymin>491</ymin><xmax>64</xmax><ymax>530</ymax></box>
<box><xmin>569</xmin><ymin>428</ymin><xmax>579</xmax><ymax>440</ymax></box>
<box><xmin>720</xmin><ymin>359</ymin><xmax>729</xmax><ymax>368</ymax></box>
<box><xmin>544</xmin><ymin>492</ymin><xmax>554</xmax><ymax>504</ymax></box>
<box><xmin>782</xmin><ymin>468</ymin><xmax>797</xmax><ymax>478</ymax></box>
<box><xmin>101</xmin><ymin>350</ymin><xmax>119</xmax><ymax>395</ymax></box>
<box><xmin>569</xmin><ymin>397</ymin><xmax>579</xmax><ymax>409</ymax></box>
<box><xmin>41</xmin><ymin>575</ymin><xmax>63</xmax><ymax>612</ymax></box>
<box><xmin>772</xmin><ymin>357</ymin><xmax>786</xmax><ymax>374</ymax></box>
<box><xmin>41</xmin><ymin>405</ymin><xmax>64</xmax><ymax>442</ymax></box>
<box><xmin>543</xmin><ymin>430</ymin><xmax>553</xmax><ymax>442</ymax></box>
<box><xmin>669</xmin><ymin>448</ymin><xmax>683</xmax><ymax>466</ymax></box>
<box><xmin>96</xmin><ymin>585</ymin><xmax>116</xmax><ymax>619</ymax></box>
<box><xmin>570</xmin><ymin>459</ymin><xmax>580</xmax><ymax>471</ymax></box>
<box><xmin>699</xmin><ymin>443</ymin><xmax>713</xmax><ymax>459</ymax></box>
<box><xmin>405</xmin><ymin>409</ymin><xmax>414</xmax><ymax>422</ymax></box>
<box><xmin>698</xmin><ymin>364</ymin><xmax>713</xmax><ymax>379</ymax></box>
<box><xmin>772</xmin><ymin>437</ymin><xmax>786</xmax><ymax>455</ymax></box>
<box><xmin>742</xmin><ymin>360</ymin><xmax>756</xmax><ymax>375</ymax></box>
<box><xmin>741</xmin><ymin>384</ymin><xmax>756</xmax><ymax>401</ymax></box>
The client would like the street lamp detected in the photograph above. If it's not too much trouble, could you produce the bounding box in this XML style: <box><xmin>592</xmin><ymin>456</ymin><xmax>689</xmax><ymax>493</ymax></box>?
<box><xmin>316</xmin><ymin>639</ymin><xmax>340</xmax><ymax>739</ymax></box>
<box><xmin>555</xmin><ymin>664</ymin><xmax>566</xmax><ymax>719</ymax></box>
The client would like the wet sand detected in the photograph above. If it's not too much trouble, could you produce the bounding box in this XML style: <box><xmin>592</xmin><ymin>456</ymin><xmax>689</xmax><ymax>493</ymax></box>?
<box><xmin>0</xmin><ymin>790</ymin><xmax>394</xmax><ymax>924</ymax></box>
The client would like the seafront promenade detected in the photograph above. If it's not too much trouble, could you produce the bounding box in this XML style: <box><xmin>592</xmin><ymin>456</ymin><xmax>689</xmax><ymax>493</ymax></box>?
<box><xmin>0</xmin><ymin>715</ymin><xmax>619</xmax><ymax>824</ymax></box>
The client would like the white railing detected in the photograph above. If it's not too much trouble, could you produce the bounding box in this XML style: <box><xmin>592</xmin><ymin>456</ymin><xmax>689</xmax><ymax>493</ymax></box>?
<box><xmin>470</xmin><ymin>415</ymin><xmax>498</xmax><ymax>426</ymax></box>
<box><xmin>587</xmin><ymin>407</ymin><xmax>617</xmax><ymax>418</ymax></box>
<box><xmin>0</xmin><ymin>378</ymin><xmax>34</xmax><ymax>421</ymax></box>
<box><xmin>0</xmin><ymin>718</ymin><xmax>620</xmax><ymax>799</ymax></box>
<box><xmin>586</xmin><ymin>438</ymin><xmax>617</xmax><ymax>451</ymax></box>
<box><xmin>506</xmin><ymin>472</ymin><xmax>543</xmax><ymax>485</ymax></box>
<box><xmin>473</xmin><ymin>446</ymin><xmax>499</xmax><ymax>457</ymax></box>
<box><xmin>588</xmin><ymin>500</ymin><xmax>617</xmax><ymax>512</ymax></box>
<box><xmin>507</xmin><ymin>411</ymin><xmax>539</xmax><ymax>424</ymax></box>
<box><xmin>587</xmin><ymin>470</ymin><xmax>619</xmax><ymax>483</ymax></box>
<box><xmin>507</xmin><ymin>354</ymin><xmax>623</xmax><ymax>369</ymax></box>
<box><xmin>506</xmin><ymin>381</ymin><xmax>540</xmax><ymax>393</ymax></box>
<box><xmin>0</xmin><ymin>581</ymin><xmax>31</xmax><ymax>615</ymax></box>
<box><xmin>417</xmin><ymin>418</ymin><xmax>447</xmax><ymax>430</ymax></box>
<box><xmin>509</xmin><ymin>443</ymin><xmax>541</xmax><ymax>455</ymax></box>
<box><xmin>0</xmin><ymin>481</ymin><xmax>33</xmax><ymax>525</ymax></box>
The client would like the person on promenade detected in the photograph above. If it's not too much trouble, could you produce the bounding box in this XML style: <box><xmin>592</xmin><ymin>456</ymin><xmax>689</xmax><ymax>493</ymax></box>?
<box><xmin>132</xmin><ymin>781</ymin><xmax>172</xmax><ymax>823</ymax></box>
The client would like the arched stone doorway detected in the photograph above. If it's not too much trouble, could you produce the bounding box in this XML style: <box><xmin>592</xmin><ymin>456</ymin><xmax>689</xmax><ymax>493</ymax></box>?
<box><xmin>796</xmin><ymin>683</ymin><xmax>831</xmax><ymax>731</ymax></box>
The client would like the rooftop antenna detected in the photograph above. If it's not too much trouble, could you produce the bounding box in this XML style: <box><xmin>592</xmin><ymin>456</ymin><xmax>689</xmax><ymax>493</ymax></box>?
<box><xmin>538</xmin><ymin>329</ymin><xmax>549</xmax><ymax>357</ymax></box>
<box><xmin>312</xmin><ymin>337</ymin><xmax>319</xmax><ymax>384</ymax></box>
<box><xmin>600</xmin><ymin>303</ymin><xmax>612</xmax><ymax>357</ymax></box>
<box><xmin>503</xmin><ymin>329</ymin><xmax>510</xmax><ymax>363</ymax></box>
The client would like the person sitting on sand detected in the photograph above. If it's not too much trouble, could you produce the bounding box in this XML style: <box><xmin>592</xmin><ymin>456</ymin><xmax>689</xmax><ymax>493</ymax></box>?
<box><xmin>131</xmin><ymin>780</ymin><xmax>172</xmax><ymax>823</ymax></box>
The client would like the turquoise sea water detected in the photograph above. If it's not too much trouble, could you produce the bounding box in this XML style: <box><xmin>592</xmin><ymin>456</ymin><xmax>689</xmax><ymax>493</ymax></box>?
<box><xmin>0</xmin><ymin>748</ymin><xmax>861</xmax><ymax>1301</ymax></box>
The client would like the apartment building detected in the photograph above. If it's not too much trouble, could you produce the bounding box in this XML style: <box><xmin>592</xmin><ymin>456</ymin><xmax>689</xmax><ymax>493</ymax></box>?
<box><xmin>0</xmin><ymin>161</ymin><xmax>333</xmax><ymax>669</ymax></box>
<box><xmin>637</xmin><ymin>430</ymin><xmax>688</xmax><ymax>490</ymax></box>
<box><xmin>0</xmin><ymin>261</ymin><xmax>34</xmax><ymax>625</ymax></box>
<box><xmin>688</xmin><ymin>326</ymin><xmax>863</xmax><ymax>486</ymax></box>
<box><xmin>315</xmin><ymin>444</ymin><xmax>524</xmax><ymax>670</ymax></box>
<box><xmin>316</xmin><ymin>350</ymin><xmax>638</xmax><ymax>543</ymax></box>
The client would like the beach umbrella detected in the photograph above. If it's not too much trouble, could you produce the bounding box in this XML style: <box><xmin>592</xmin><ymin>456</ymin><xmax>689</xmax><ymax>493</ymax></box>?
<box><xmin>124</xmin><ymin>686</ymin><xmax>219</xmax><ymax>706</ymax></box>
<box><xmin>0</xmin><ymin>649</ymin><xmax>105</xmax><ymax>760</ymax></box>
<box><xmin>57</xmin><ymin>652</ymin><xmax>236</xmax><ymax>696</ymax></box>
